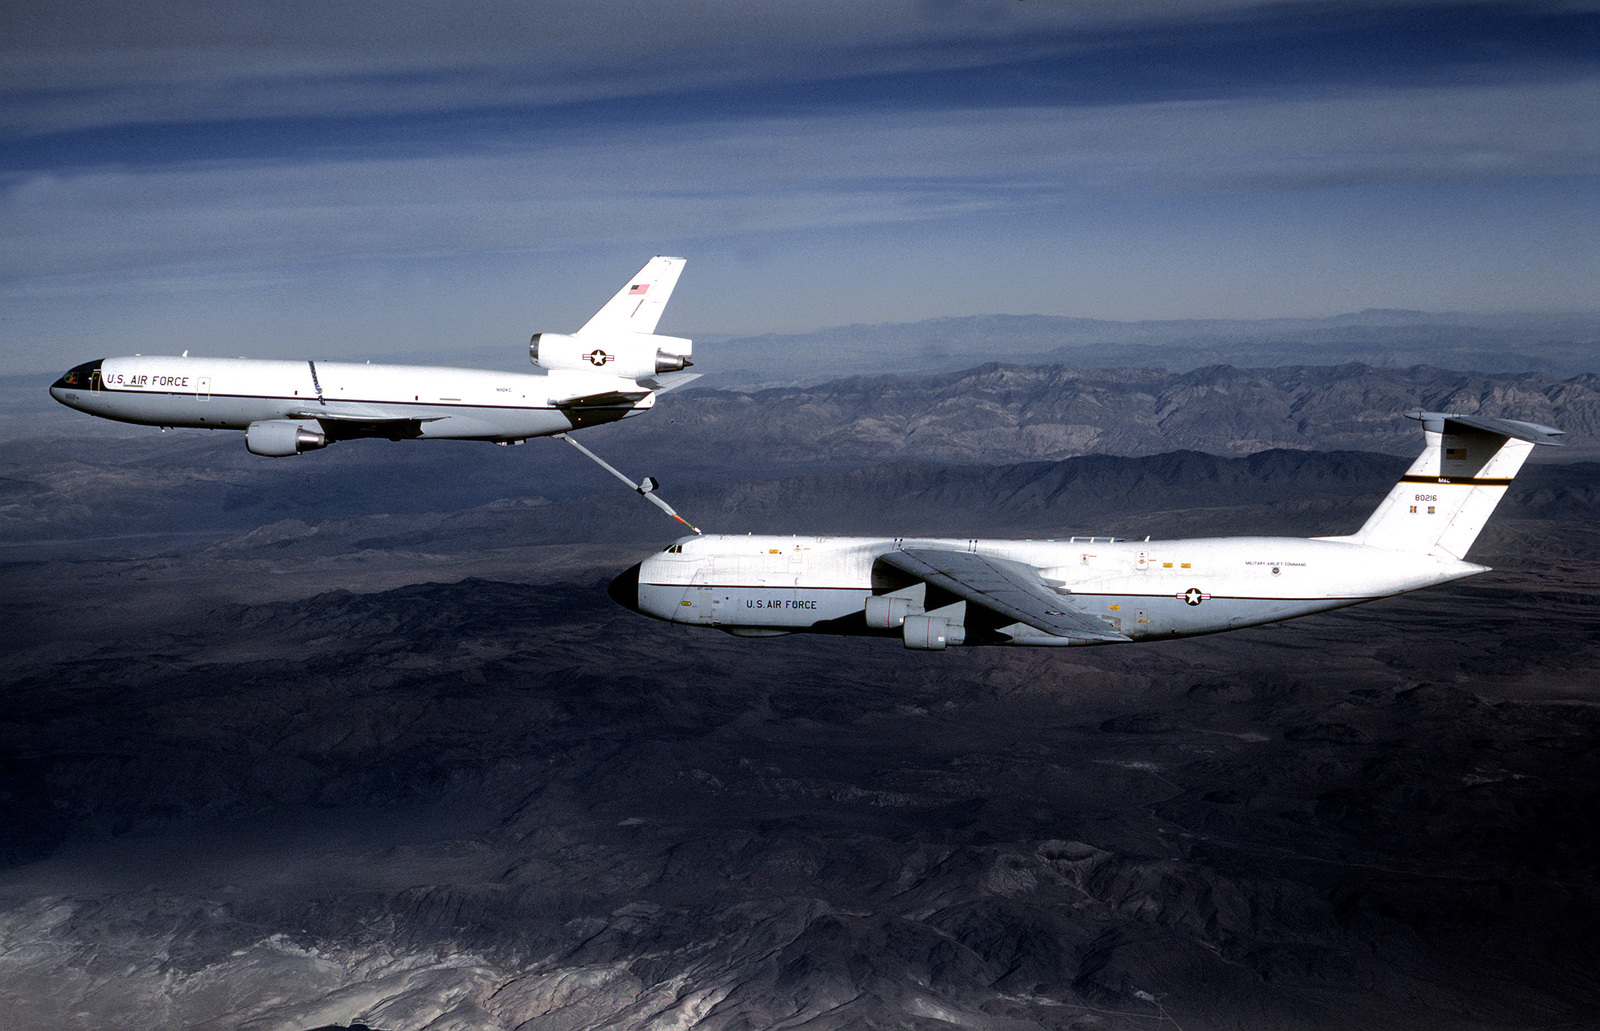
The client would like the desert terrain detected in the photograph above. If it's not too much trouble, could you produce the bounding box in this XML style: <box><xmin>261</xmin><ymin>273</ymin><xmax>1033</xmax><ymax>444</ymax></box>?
<box><xmin>2</xmin><ymin>362</ymin><xmax>1597</xmax><ymax>1030</ymax></box>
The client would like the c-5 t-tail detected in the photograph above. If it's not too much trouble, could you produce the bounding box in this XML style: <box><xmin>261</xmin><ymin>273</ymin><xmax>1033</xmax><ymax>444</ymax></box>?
<box><xmin>1315</xmin><ymin>411</ymin><xmax>1564</xmax><ymax>560</ymax></box>
<box><xmin>610</xmin><ymin>410</ymin><xmax>1563</xmax><ymax>649</ymax></box>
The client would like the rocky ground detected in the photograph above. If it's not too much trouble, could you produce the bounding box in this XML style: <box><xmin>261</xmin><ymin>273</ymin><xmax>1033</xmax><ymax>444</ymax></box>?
<box><xmin>2</xmin><ymin>364</ymin><xmax>1598</xmax><ymax>1030</ymax></box>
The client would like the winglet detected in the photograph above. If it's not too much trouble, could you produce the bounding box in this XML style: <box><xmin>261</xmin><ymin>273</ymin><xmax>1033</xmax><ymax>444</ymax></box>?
<box><xmin>577</xmin><ymin>256</ymin><xmax>687</xmax><ymax>337</ymax></box>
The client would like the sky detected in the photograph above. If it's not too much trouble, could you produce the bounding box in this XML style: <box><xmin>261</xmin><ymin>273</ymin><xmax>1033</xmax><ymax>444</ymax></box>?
<box><xmin>2</xmin><ymin>0</ymin><xmax>1597</xmax><ymax>375</ymax></box>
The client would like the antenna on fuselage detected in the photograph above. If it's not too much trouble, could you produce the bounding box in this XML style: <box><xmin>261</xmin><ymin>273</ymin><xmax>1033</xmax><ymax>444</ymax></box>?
<box><xmin>554</xmin><ymin>433</ymin><xmax>702</xmax><ymax>534</ymax></box>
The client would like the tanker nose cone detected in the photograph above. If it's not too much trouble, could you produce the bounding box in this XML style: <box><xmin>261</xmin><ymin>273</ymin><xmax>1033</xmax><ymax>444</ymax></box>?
<box><xmin>607</xmin><ymin>563</ymin><xmax>642</xmax><ymax>612</ymax></box>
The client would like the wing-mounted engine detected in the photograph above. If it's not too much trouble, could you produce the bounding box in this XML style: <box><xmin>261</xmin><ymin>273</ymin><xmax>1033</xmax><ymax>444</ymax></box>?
<box><xmin>246</xmin><ymin>420</ymin><xmax>328</xmax><ymax>457</ymax></box>
<box><xmin>530</xmin><ymin>333</ymin><xmax>692</xmax><ymax>380</ymax></box>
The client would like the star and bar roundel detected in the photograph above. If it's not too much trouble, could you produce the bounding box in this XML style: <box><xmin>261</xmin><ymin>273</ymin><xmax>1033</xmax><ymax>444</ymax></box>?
<box><xmin>1178</xmin><ymin>587</ymin><xmax>1210</xmax><ymax>606</ymax></box>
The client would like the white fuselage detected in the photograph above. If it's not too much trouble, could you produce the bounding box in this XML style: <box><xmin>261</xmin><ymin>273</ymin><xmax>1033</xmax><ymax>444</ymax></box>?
<box><xmin>50</xmin><ymin>355</ymin><xmax>654</xmax><ymax>440</ymax></box>
<box><xmin>618</xmin><ymin>533</ymin><xmax>1487</xmax><ymax>646</ymax></box>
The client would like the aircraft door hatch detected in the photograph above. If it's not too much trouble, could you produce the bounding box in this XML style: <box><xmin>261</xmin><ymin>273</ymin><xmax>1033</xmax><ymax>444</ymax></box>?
<box><xmin>196</xmin><ymin>377</ymin><xmax>212</xmax><ymax>400</ymax></box>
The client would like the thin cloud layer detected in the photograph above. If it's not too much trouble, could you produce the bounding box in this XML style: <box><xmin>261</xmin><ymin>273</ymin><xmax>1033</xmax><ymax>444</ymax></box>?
<box><xmin>1</xmin><ymin>1</ymin><xmax>1596</xmax><ymax>372</ymax></box>
<box><xmin>6</xmin><ymin>1</ymin><xmax>1596</xmax><ymax>138</ymax></box>
<box><xmin>6</xmin><ymin>79</ymin><xmax>1592</xmax><ymax>282</ymax></box>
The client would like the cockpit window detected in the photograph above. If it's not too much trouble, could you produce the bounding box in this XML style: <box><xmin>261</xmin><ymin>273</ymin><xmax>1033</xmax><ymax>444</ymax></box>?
<box><xmin>55</xmin><ymin>360</ymin><xmax>104</xmax><ymax>390</ymax></box>
<box><xmin>661</xmin><ymin>543</ymin><xmax>685</xmax><ymax>554</ymax></box>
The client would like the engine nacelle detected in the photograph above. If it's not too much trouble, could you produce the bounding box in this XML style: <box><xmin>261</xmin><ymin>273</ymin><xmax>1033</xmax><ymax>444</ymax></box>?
<box><xmin>246</xmin><ymin>420</ymin><xmax>328</xmax><ymax>457</ymax></box>
<box><xmin>903</xmin><ymin>614</ymin><xmax>965</xmax><ymax>651</ymax></box>
<box><xmin>530</xmin><ymin>333</ymin><xmax>692</xmax><ymax>380</ymax></box>
<box><xmin>864</xmin><ymin>595</ymin><xmax>919</xmax><ymax>629</ymax></box>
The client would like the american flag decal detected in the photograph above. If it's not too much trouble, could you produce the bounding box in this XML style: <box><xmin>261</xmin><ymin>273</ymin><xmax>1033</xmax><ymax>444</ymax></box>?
<box><xmin>1445</xmin><ymin>448</ymin><xmax>1467</xmax><ymax>460</ymax></box>
<box><xmin>628</xmin><ymin>283</ymin><xmax>649</xmax><ymax>295</ymax></box>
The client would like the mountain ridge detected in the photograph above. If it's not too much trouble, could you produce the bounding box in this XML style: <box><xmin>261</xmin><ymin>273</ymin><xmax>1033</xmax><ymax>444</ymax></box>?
<box><xmin>641</xmin><ymin>361</ymin><xmax>1599</xmax><ymax>463</ymax></box>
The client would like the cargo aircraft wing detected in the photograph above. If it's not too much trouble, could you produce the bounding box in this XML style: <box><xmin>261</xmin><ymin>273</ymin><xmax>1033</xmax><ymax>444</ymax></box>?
<box><xmin>882</xmin><ymin>547</ymin><xmax>1130</xmax><ymax>643</ymax></box>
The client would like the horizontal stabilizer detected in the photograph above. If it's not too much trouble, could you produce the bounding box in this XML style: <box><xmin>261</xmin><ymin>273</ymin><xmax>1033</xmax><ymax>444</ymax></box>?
<box><xmin>882</xmin><ymin>548</ymin><xmax>1129</xmax><ymax>642</ymax></box>
<box><xmin>1407</xmin><ymin>411</ymin><xmax>1564</xmax><ymax>447</ymax></box>
<box><xmin>639</xmin><ymin>372</ymin><xmax>701</xmax><ymax>394</ymax></box>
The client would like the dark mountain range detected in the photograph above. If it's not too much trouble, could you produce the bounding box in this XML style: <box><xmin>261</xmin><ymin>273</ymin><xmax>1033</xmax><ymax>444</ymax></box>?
<box><xmin>4</xmin><ymin>361</ymin><xmax>1594</xmax><ymax>553</ymax></box>
<box><xmin>11</xmin><ymin>427</ymin><xmax>1595</xmax><ymax>561</ymax></box>
<box><xmin>638</xmin><ymin>362</ymin><xmax>1600</xmax><ymax>463</ymax></box>
<box><xmin>2</xmin><ymin>358</ymin><xmax>1598</xmax><ymax>1030</ymax></box>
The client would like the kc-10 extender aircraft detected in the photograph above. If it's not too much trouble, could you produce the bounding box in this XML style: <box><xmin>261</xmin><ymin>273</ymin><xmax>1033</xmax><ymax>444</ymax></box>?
<box><xmin>49</xmin><ymin>257</ymin><xmax>695</xmax><ymax>456</ymax></box>
<box><xmin>610</xmin><ymin>411</ymin><xmax>1562</xmax><ymax>649</ymax></box>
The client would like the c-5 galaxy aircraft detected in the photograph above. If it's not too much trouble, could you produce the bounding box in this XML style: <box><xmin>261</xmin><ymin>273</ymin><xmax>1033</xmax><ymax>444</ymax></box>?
<box><xmin>49</xmin><ymin>257</ymin><xmax>695</xmax><ymax>456</ymax></box>
<box><xmin>610</xmin><ymin>411</ymin><xmax>1561</xmax><ymax>649</ymax></box>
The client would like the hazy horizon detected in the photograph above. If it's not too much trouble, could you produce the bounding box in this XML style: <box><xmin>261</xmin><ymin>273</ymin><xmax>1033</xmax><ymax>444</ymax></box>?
<box><xmin>3</xmin><ymin>1</ymin><xmax>1597</xmax><ymax>377</ymax></box>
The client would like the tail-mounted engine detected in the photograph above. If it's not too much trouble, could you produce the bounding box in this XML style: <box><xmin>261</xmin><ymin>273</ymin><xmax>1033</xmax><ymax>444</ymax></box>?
<box><xmin>530</xmin><ymin>333</ymin><xmax>692</xmax><ymax>380</ymax></box>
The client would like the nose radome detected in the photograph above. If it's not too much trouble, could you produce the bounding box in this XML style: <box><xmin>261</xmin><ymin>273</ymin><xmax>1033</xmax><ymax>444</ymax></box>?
<box><xmin>49</xmin><ymin>371</ymin><xmax>85</xmax><ymax>408</ymax></box>
<box><xmin>607</xmin><ymin>563</ymin><xmax>642</xmax><ymax>612</ymax></box>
